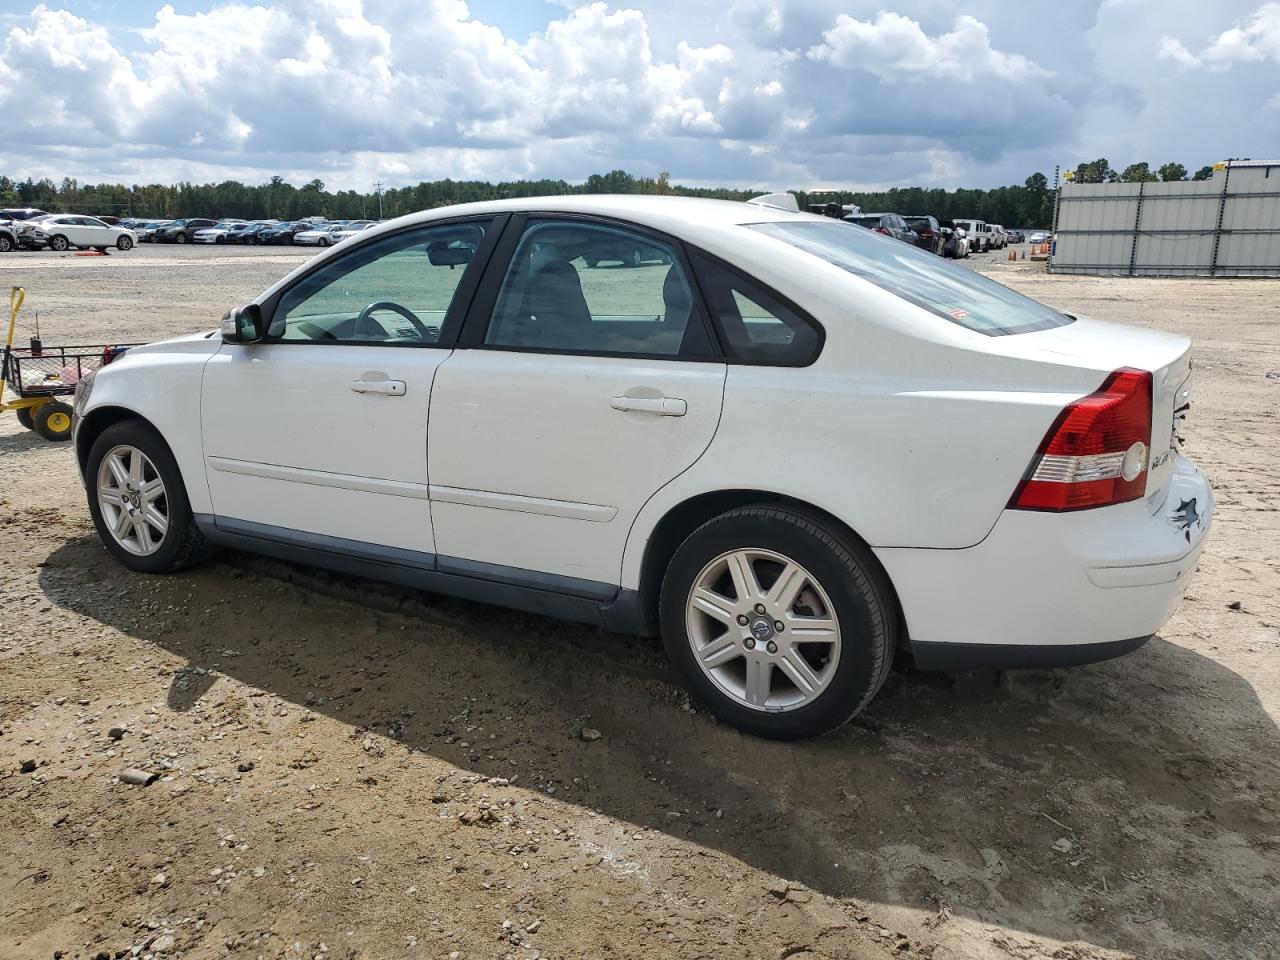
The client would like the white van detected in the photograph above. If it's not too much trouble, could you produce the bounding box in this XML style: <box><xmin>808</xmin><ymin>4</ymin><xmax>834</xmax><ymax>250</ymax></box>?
<box><xmin>954</xmin><ymin>219</ymin><xmax>991</xmax><ymax>253</ymax></box>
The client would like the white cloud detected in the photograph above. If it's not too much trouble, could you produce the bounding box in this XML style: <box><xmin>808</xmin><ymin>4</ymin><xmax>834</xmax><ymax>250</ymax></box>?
<box><xmin>808</xmin><ymin>12</ymin><xmax>1050</xmax><ymax>84</ymax></box>
<box><xmin>1160</xmin><ymin>1</ymin><xmax>1280</xmax><ymax>69</ymax></box>
<box><xmin>0</xmin><ymin>0</ymin><xmax>1241</xmax><ymax>192</ymax></box>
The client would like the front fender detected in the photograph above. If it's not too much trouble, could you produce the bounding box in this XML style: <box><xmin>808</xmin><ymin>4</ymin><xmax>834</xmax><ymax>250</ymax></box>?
<box><xmin>78</xmin><ymin>334</ymin><xmax>220</xmax><ymax>513</ymax></box>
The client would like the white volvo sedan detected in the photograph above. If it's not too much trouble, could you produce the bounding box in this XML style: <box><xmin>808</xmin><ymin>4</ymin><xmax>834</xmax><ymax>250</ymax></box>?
<box><xmin>72</xmin><ymin>196</ymin><xmax>1211</xmax><ymax>739</ymax></box>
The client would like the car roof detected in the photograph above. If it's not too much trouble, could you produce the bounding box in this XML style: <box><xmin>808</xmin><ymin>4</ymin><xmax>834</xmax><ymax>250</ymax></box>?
<box><xmin>381</xmin><ymin>194</ymin><xmax>812</xmax><ymax>237</ymax></box>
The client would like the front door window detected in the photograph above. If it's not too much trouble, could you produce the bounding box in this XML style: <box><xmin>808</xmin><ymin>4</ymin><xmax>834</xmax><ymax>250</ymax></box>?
<box><xmin>268</xmin><ymin>221</ymin><xmax>489</xmax><ymax>345</ymax></box>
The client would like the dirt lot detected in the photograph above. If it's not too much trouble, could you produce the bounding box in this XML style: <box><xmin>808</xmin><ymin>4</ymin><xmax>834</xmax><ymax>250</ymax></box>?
<box><xmin>1</xmin><ymin>244</ymin><xmax>1277</xmax><ymax>960</ymax></box>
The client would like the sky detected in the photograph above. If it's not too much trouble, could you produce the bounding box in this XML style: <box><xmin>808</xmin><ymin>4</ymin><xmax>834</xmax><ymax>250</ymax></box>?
<box><xmin>0</xmin><ymin>0</ymin><xmax>1276</xmax><ymax>192</ymax></box>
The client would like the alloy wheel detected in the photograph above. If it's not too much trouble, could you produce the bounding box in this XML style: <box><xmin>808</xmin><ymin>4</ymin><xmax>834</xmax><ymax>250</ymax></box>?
<box><xmin>685</xmin><ymin>548</ymin><xmax>841</xmax><ymax>712</ymax></box>
<box><xmin>96</xmin><ymin>445</ymin><xmax>169</xmax><ymax>556</ymax></box>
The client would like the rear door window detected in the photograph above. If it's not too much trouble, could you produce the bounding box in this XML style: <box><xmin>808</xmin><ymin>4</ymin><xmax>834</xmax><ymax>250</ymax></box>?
<box><xmin>482</xmin><ymin>219</ymin><xmax>713</xmax><ymax>358</ymax></box>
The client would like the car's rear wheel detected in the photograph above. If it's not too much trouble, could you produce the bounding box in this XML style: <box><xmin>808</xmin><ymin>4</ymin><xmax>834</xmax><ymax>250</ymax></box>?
<box><xmin>117</xmin><ymin>235</ymin><xmax>133</xmax><ymax>251</ymax></box>
<box><xmin>86</xmin><ymin>420</ymin><xmax>210</xmax><ymax>574</ymax></box>
<box><xmin>48</xmin><ymin>234</ymin><xmax>69</xmax><ymax>252</ymax></box>
<box><xmin>660</xmin><ymin>505</ymin><xmax>896</xmax><ymax>740</ymax></box>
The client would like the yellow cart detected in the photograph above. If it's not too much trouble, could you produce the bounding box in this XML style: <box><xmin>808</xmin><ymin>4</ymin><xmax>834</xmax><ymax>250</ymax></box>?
<box><xmin>1</xmin><ymin>287</ymin><xmax>137</xmax><ymax>442</ymax></box>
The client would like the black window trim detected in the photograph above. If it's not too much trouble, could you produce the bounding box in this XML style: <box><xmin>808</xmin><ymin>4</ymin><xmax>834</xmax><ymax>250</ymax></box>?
<box><xmin>682</xmin><ymin>243</ymin><xmax>826</xmax><ymax>368</ymax></box>
<box><xmin>255</xmin><ymin>212</ymin><xmax>510</xmax><ymax>350</ymax></box>
<box><xmin>455</xmin><ymin>211</ymin><xmax>725</xmax><ymax>364</ymax></box>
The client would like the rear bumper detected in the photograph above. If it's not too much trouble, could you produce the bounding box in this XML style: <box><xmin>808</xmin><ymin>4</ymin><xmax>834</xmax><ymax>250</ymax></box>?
<box><xmin>876</xmin><ymin>454</ymin><xmax>1212</xmax><ymax>670</ymax></box>
<box><xmin>912</xmin><ymin>635</ymin><xmax>1150</xmax><ymax>671</ymax></box>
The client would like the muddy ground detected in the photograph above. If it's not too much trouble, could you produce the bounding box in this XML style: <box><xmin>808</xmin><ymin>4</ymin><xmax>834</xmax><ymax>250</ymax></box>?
<box><xmin>0</xmin><ymin>245</ymin><xmax>1277</xmax><ymax>960</ymax></box>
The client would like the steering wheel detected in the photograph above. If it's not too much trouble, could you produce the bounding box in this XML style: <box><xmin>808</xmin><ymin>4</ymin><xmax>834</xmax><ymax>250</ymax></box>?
<box><xmin>354</xmin><ymin>301</ymin><xmax>432</xmax><ymax>341</ymax></box>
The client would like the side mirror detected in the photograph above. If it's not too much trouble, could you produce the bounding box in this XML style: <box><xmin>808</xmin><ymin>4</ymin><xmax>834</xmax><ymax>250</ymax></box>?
<box><xmin>220</xmin><ymin>303</ymin><xmax>264</xmax><ymax>343</ymax></box>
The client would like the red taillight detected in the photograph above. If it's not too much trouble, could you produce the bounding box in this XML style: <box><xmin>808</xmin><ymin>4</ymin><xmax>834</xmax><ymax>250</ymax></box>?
<box><xmin>1010</xmin><ymin>367</ymin><xmax>1153</xmax><ymax>512</ymax></box>
<box><xmin>874</xmin><ymin>227</ymin><xmax>890</xmax><ymax>235</ymax></box>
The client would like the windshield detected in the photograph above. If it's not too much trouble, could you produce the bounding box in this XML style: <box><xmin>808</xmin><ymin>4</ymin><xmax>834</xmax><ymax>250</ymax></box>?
<box><xmin>848</xmin><ymin>216</ymin><xmax>881</xmax><ymax>229</ymax></box>
<box><xmin>747</xmin><ymin>220</ymin><xmax>1073</xmax><ymax>336</ymax></box>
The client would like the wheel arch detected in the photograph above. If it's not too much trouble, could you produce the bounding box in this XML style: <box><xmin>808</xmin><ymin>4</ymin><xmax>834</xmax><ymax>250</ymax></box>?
<box><xmin>76</xmin><ymin>405</ymin><xmax>165</xmax><ymax>477</ymax></box>
<box><xmin>631</xmin><ymin>488</ymin><xmax>907</xmax><ymax>646</ymax></box>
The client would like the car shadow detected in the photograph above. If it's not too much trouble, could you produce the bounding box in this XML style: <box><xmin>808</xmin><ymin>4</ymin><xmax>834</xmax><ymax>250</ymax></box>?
<box><xmin>37</xmin><ymin>534</ymin><xmax>1280</xmax><ymax>956</ymax></box>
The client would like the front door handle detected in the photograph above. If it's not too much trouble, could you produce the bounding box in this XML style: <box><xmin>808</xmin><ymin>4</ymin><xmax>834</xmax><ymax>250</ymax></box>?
<box><xmin>610</xmin><ymin>396</ymin><xmax>687</xmax><ymax>417</ymax></box>
<box><xmin>351</xmin><ymin>378</ymin><xmax>406</xmax><ymax>396</ymax></box>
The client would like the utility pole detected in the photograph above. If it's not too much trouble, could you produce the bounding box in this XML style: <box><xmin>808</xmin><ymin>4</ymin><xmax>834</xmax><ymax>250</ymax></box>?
<box><xmin>374</xmin><ymin>180</ymin><xmax>384</xmax><ymax>221</ymax></box>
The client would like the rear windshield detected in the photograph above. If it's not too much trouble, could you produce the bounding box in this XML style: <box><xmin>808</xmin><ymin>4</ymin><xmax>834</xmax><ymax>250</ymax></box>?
<box><xmin>747</xmin><ymin>220</ymin><xmax>1073</xmax><ymax>336</ymax></box>
<box><xmin>848</xmin><ymin>216</ymin><xmax>881</xmax><ymax>229</ymax></box>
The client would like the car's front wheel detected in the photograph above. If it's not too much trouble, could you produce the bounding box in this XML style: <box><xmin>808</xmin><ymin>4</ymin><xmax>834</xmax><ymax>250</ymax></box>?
<box><xmin>86</xmin><ymin>420</ymin><xmax>211</xmax><ymax>574</ymax></box>
<box><xmin>660</xmin><ymin>505</ymin><xmax>897</xmax><ymax>740</ymax></box>
<box><xmin>117</xmin><ymin>235</ymin><xmax>133</xmax><ymax>251</ymax></box>
<box><xmin>48</xmin><ymin>234</ymin><xmax>69</xmax><ymax>252</ymax></box>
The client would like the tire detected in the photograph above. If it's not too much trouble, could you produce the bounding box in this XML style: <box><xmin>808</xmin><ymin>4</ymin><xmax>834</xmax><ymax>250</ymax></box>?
<box><xmin>85</xmin><ymin>420</ymin><xmax>211</xmax><ymax>574</ymax></box>
<box><xmin>629</xmin><ymin>247</ymin><xmax>642</xmax><ymax>268</ymax></box>
<box><xmin>175</xmin><ymin>232</ymin><xmax>187</xmax><ymax>244</ymax></box>
<box><xmin>584</xmin><ymin>256</ymin><xmax>598</xmax><ymax>268</ymax></box>
<box><xmin>659</xmin><ymin>504</ymin><xmax>897</xmax><ymax>740</ymax></box>
<box><xmin>48</xmin><ymin>234</ymin><xmax>69</xmax><ymax>252</ymax></box>
<box><xmin>319</xmin><ymin>237</ymin><xmax>329</xmax><ymax>247</ymax></box>
<box><xmin>0</xmin><ymin>234</ymin><xmax>12</xmax><ymax>253</ymax></box>
<box><xmin>16</xmin><ymin>406</ymin><xmax>35</xmax><ymax>430</ymax></box>
<box><xmin>117</xmin><ymin>235</ymin><xmax>133</xmax><ymax>251</ymax></box>
<box><xmin>32</xmin><ymin>401</ymin><xmax>74</xmax><ymax>441</ymax></box>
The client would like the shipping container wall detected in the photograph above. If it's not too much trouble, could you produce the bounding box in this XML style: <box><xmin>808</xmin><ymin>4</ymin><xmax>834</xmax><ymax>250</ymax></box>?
<box><xmin>1052</xmin><ymin>162</ymin><xmax>1280</xmax><ymax>277</ymax></box>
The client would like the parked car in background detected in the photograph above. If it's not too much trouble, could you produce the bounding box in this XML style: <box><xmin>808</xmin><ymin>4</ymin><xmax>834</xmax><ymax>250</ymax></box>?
<box><xmin>845</xmin><ymin>212</ymin><xmax>915</xmax><ymax>244</ymax></box>
<box><xmin>0</xmin><ymin>207</ymin><xmax>49</xmax><ymax>222</ymax></box>
<box><xmin>133</xmin><ymin>221</ymin><xmax>172</xmax><ymax>243</ymax></box>
<box><xmin>72</xmin><ymin>195</ymin><xmax>1212</xmax><ymax>740</ymax></box>
<box><xmin>1006</xmin><ymin>230</ymin><xmax>1024</xmax><ymax>244</ymax></box>
<box><xmin>154</xmin><ymin>218</ymin><xmax>217</xmax><ymax>244</ymax></box>
<box><xmin>938</xmin><ymin>222</ymin><xmax>968</xmax><ymax>259</ymax></box>
<box><xmin>331</xmin><ymin>222</ymin><xmax>375</xmax><ymax>242</ymax></box>
<box><xmin>990</xmin><ymin>225</ymin><xmax>1008</xmax><ymax>249</ymax></box>
<box><xmin>193</xmin><ymin>224</ymin><xmax>240</xmax><ymax>244</ymax></box>
<box><xmin>953</xmin><ymin>219</ymin><xmax>991</xmax><ymax>253</ymax></box>
<box><xmin>227</xmin><ymin>223</ymin><xmax>273</xmax><ymax>244</ymax></box>
<box><xmin>19</xmin><ymin>214</ymin><xmax>135</xmax><ymax>251</ymax></box>
<box><xmin>260</xmin><ymin>221</ymin><xmax>312</xmax><ymax>245</ymax></box>
<box><xmin>1028</xmin><ymin>231</ymin><xmax>1048</xmax><ymax>245</ymax></box>
<box><xmin>293</xmin><ymin>224</ymin><xmax>346</xmax><ymax>247</ymax></box>
<box><xmin>903</xmin><ymin>215</ymin><xmax>944</xmax><ymax>255</ymax></box>
<box><xmin>93</xmin><ymin>215</ymin><xmax>122</xmax><ymax>226</ymax></box>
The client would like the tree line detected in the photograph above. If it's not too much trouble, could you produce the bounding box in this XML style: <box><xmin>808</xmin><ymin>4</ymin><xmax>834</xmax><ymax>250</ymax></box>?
<box><xmin>0</xmin><ymin>159</ymin><xmax>1217</xmax><ymax>230</ymax></box>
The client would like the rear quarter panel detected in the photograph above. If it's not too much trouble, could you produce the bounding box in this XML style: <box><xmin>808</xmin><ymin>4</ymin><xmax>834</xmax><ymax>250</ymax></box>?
<box><xmin>619</xmin><ymin>229</ymin><xmax>1130</xmax><ymax>588</ymax></box>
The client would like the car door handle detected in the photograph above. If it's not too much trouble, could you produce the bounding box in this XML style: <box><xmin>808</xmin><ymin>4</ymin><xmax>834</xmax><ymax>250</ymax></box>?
<box><xmin>610</xmin><ymin>396</ymin><xmax>687</xmax><ymax>417</ymax></box>
<box><xmin>350</xmin><ymin>378</ymin><xmax>406</xmax><ymax>396</ymax></box>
